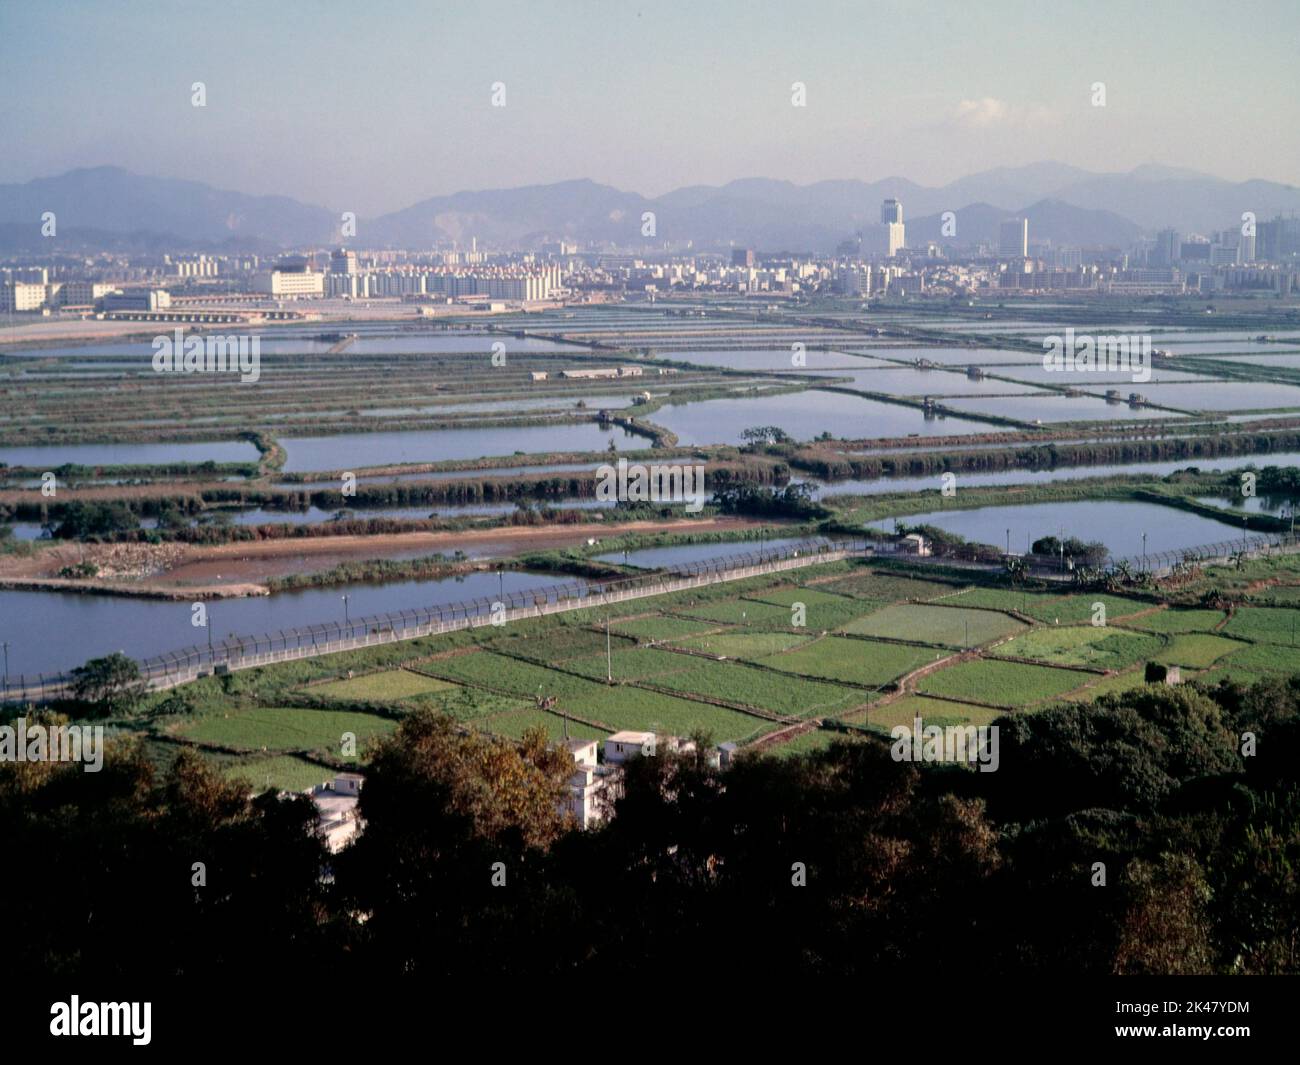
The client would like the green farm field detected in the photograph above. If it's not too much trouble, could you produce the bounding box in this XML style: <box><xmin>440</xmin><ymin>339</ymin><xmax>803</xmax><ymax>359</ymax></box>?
<box><xmin>609</xmin><ymin>614</ymin><xmax>721</xmax><ymax>641</ymax></box>
<box><xmin>224</xmin><ymin>754</ymin><xmax>335</xmax><ymax>793</ymax></box>
<box><xmin>847</xmin><ymin>695</ymin><xmax>1005</xmax><ymax>732</ymax></box>
<box><xmin>994</xmin><ymin>626</ymin><xmax>1164</xmax><ymax>670</ymax></box>
<box><xmin>1119</xmin><ymin>608</ymin><xmax>1227</xmax><ymax>634</ymax></box>
<box><xmin>841</xmin><ymin>603</ymin><xmax>1025</xmax><ymax>647</ymax></box>
<box><xmin>177</xmin><ymin>706</ymin><xmax>397</xmax><ymax>756</ymax></box>
<box><xmin>1152</xmin><ymin>633</ymin><xmax>1245</xmax><ymax>668</ymax></box>
<box><xmin>310</xmin><ymin>669</ymin><xmax>457</xmax><ymax>702</ymax></box>
<box><xmin>757</xmin><ymin>635</ymin><xmax>943</xmax><ymax>688</ymax></box>
<box><xmin>1223</xmin><ymin>607</ymin><xmax>1300</xmax><ymax>646</ymax></box>
<box><xmin>675</xmin><ymin>630</ymin><xmax>813</xmax><ymax>658</ymax></box>
<box><xmin>915</xmin><ymin>658</ymin><xmax>1087</xmax><ymax>707</ymax></box>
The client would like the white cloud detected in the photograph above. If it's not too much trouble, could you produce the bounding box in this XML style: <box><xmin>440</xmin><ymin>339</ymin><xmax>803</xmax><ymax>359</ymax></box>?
<box><xmin>953</xmin><ymin>97</ymin><xmax>1056</xmax><ymax>128</ymax></box>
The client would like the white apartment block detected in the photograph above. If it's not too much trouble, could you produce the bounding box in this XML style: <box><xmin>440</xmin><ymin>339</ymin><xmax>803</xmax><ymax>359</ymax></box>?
<box><xmin>254</xmin><ymin>269</ymin><xmax>325</xmax><ymax>297</ymax></box>
<box><xmin>0</xmin><ymin>281</ymin><xmax>49</xmax><ymax>312</ymax></box>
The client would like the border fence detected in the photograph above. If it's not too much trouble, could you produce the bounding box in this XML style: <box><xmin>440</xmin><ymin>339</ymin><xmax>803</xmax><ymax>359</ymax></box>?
<box><xmin>1</xmin><ymin>537</ymin><xmax>865</xmax><ymax>705</ymax></box>
<box><xmin>7</xmin><ymin>529</ymin><xmax>1296</xmax><ymax>706</ymax></box>
<box><xmin>1112</xmin><ymin>530</ymin><xmax>1299</xmax><ymax>577</ymax></box>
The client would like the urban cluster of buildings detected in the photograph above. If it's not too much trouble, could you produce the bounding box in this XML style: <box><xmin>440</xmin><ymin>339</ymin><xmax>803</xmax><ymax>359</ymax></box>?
<box><xmin>5</xmin><ymin>200</ymin><xmax>1300</xmax><ymax>317</ymax></box>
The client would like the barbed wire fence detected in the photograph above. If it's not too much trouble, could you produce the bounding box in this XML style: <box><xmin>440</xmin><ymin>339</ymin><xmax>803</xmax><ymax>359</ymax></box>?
<box><xmin>1</xmin><ymin>537</ymin><xmax>861</xmax><ymax>704</ymax></box>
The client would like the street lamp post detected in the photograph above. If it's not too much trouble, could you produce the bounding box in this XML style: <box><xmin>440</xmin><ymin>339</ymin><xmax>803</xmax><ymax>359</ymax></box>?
<box><xmin>342</xmin><ymin>594</ymin><xmax>350</xmax><ymax>626</ymax></box>
<box><xmin>2</xmin><ymin>641</ymin><xmax>8</xmax><ymax>688</ymax></box>
<box><xmin>1142</xmin><ymin>532</ymin><xmax>1148</xmax><ymax>573</ymax></box>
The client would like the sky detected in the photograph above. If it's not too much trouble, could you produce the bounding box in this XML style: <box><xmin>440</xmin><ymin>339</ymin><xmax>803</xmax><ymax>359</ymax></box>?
<box><xmin>1</xmin><ymin>0</ymin><xmax>1297</xmax><ymax>216</ymax></box>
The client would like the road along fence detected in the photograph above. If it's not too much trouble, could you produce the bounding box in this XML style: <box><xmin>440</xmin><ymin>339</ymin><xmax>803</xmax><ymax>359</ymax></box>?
<box><xmin>1</xmin><ymin>538</ymin><xmax>868</xmax><ymax>705</ymax></box>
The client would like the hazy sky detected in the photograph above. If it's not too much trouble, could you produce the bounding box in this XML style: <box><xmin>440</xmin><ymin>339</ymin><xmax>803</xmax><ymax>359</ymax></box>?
<box><xmin>2</xmin><ymin>0</ymin><xmax>1296</xmax><ymax>215</ymax></box>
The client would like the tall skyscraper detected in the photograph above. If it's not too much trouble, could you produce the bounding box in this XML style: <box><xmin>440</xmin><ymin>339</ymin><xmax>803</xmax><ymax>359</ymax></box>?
<box><xmin>863</xmin><ymin>198</ymin><xmax>904</xmax><ymax>258</ymax></box>
<box><xmin>1151</xmin><ymin>228</ymin><xmax>1180</xmax><ymax>267</ymax></box>
<box><xmin>999</xmin><ymin>218</ymin><xmax>1028</xmax><ymax>258</ymax></box>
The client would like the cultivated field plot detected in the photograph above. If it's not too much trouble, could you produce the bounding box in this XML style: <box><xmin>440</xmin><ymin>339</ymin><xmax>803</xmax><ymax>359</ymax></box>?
<box><xmin>814</xmin><ymin>570</ymin><xmax>963</xmax><ymax>604</ymax></box>
<box><xmin>676</xmin><ymin>598</ymin><xmax>798</xmax><ymax>627</ymax></box>
<box><xmin>309</xmin><ymin>669</ymin><xmax>457</xmax><ymax>702</ymax></box>
<box><xmin>766</xmin><ymin>728</ymin><xmax>853</xmax><ymax>758</ymax></box>
<box><xmin>478</xmin><ymin>708</ymin><xmax>605</xmax><ymax>742</ymax></box>
<box><xmin>610</xmin><ymin>614</ymin><xmax>721</xmax><ymax>641</ymax></box>
<box><xmin>413</xmin><ymin>648</ymin><xmax>772</xmax><ymax>740</ymax></box>
<box><xmin>1248</xmin><ymin>585</ymin><xmax>1300</xmax><ymax>605</ymax></box>
<box><xmin>1118</xmin><ymin>608</ymin><xmax>1227</xmax><ymax>634</ymax></box>
<box><xmin>423</xmin><ymin>651</ymin><xmax>610</xmax><ymax>699</ymax></box>
<box><xmin>564</xmin><ymin>646</ymin><xmax>695</xmax><ymax>681</ymax></box>
<box><xmin>224</xmin><ymin>754</ymin><xmax>334</xmax><ymax>793</ymax></box>
<box><xmin>743</xmin><ymin>586</ymin><xmax>872</xmax><ymax>630</ymax></box>
<box><xmin>1218</xmin><ymin>641</ymin><xmax>1300</xmax><ymax>676</ymax></box>
<box><xmin>841</xmin><ymin>603</ymin><xmax>1025</xmax><ymax>647</ymax></box>
<box><xmin>635</xmin><ymin>658</ymin><xmax>867</xmax><ymax>717</ymax></box>
<box><xmin>993</xmin><ymin>626</ymin><xmax>1164</xmax><ymax>670</ymax></box>
<box><xmin>177</xmin><ymin>707</ymin><xmax>397</xmax><ymax>755</ymax></box>
<box><xmin>1016</xmin><ymin>593</ymin><xmax>1152</xmax><ymax>626</ymax></box>
<box><xmin>1223</xmin><ymin>607</ymin><xmax>1300</xmax><ymax>645</ymax></box>
<box><xmin>757</xmin><ymin>635</ymin><xmax>943</xmax><ymax>688</ymax></box>
<box><xmin>941</xmin><ymin>587</ymin><xmax>1061</xmax><ymax>615</ymax></box>
<box><xmin>1065</xmin><ymin>670</ymin><xmax>1153</xmax><ymax>702</ymax></box>
<box><xmin>1152</xmin><ymin>633</ymin><xmax>1244</xmax><ymax>668</ymax></box>
<box><xmin>485</xmin><ymin>624</ymin><xmax>637</xmax><ymax>663</ymax></box>
<box><xmin>846</xmin><ymin>695</ymin><xmax>1004</xmax><ymax>731</ymax></box>
<box><xmin>915</xmin><ymin>658</ymin><xmax>1087</xmax><ymax>707</ymax></box>
<box><xmin>674</xmin><ymin>631</ymin><xmax>813</xmax><ymax>658</ymax></box>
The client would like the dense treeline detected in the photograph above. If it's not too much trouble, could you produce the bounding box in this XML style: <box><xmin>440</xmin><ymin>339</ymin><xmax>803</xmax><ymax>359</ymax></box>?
<box><xmin>789</xmin><ymin>430</ymin><xmax>1300</xmax><ymax>481</ymax></box>
<box><xmin>5</xmin><ymin>462</ymin><xmax>789</xmax><ymax>536</ymax></box>
<box><xmin>4</xmin><ymin>675</ymin><xmax>1297</xmax><ymax>978</ymax></box>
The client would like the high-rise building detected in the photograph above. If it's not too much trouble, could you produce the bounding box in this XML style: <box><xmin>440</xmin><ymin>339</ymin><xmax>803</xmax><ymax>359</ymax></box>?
<box><xmin>999</xmin><ymin>218</ymin><xmax>1029</xmax><ymax>258</ymax></box>
<box><xmin>1151</xmin><ymin>228</ymin><xmax>1180</xmax><ymax>267</ymax></box>
<box><xmin>330</xmin><ymin>248</ymin><xmax>358</xmax><ymax>275</ymax></box>
<box><xmin>862</xmin><ymin>199</ymin><xmax>904</xmax><ymax>259</ymax></box>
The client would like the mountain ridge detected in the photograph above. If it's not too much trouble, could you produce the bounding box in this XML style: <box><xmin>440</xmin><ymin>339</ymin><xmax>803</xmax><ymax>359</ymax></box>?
<box><xmin>1</xmin><ymin>163</ymin><xmax>1296</xmax><ymax>253</ymax></box>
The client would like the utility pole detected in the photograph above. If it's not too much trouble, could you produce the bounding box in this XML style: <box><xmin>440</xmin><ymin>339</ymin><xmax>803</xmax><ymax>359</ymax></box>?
<box><xmin>1142</xmin><ymin>531</ymin><xmax>1148</xmax><ymax>573</ymax></box>
<box><xmin>606</xmin><ymin>616</ymin><xmax>612</xmax><ymax>683</ymax></box>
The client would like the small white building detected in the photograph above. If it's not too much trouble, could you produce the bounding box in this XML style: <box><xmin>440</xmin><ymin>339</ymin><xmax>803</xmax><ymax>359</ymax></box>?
<box><xmin>559</xmin><ymin>739</ymin><xmax>611</xmax><ymax>829</ymax></box>
<box><xmin>311</xmin><ymin>773</ymin><xmax>364</xmax><ymax>853</ymax></box>
<box><xmin>605</xmin><ymin>730</ymin><xmax>656</xmax><ymax>764</ymax></box>
<box><xmin>899</xmin><ymin>533</ymin><xmax>932</xmax><ymax>557</ymax></box>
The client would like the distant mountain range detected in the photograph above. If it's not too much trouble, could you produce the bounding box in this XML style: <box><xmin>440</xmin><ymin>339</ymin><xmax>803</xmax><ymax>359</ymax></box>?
<box><xmin>1</xmin><ymin>163</ymin><xmax>1296</xmax><ymax>254</ymax></box>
